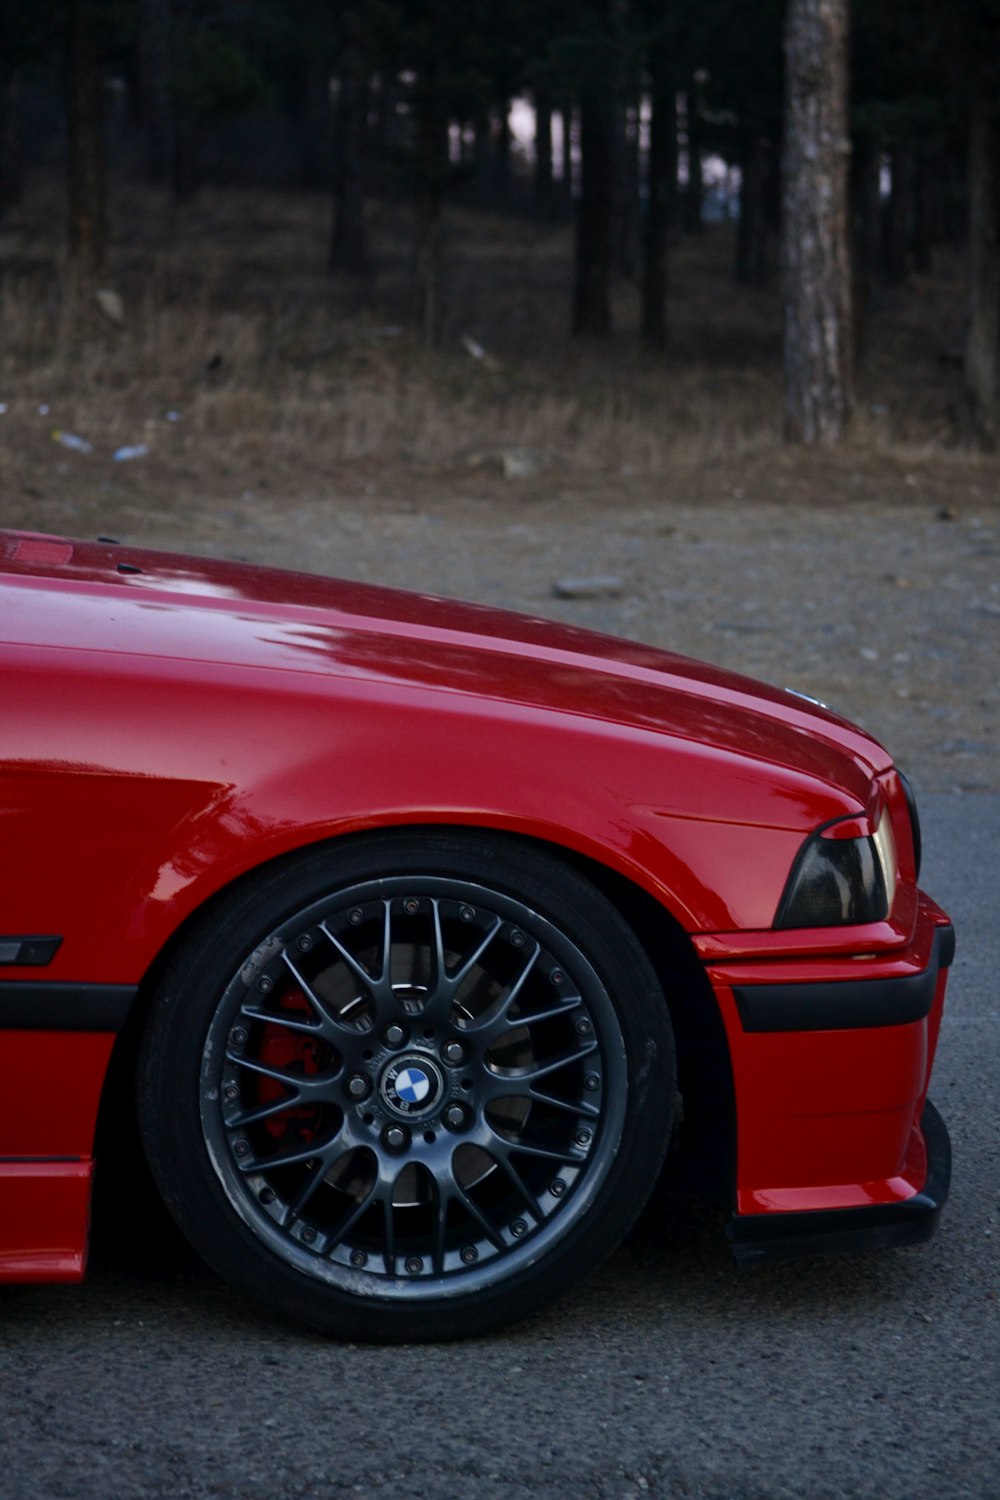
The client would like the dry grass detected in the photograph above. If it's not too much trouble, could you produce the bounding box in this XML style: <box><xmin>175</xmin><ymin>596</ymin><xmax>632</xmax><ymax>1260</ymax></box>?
<box><xmin>0</xmin><ymin>176</ymin><xmax>984</xmax><ymax>516</ymax></box>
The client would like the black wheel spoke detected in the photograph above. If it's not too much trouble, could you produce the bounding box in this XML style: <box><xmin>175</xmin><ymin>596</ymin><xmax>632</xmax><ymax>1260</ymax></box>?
<box><xmin>319</xmin><ymin>901</ymin><xmax>395</xmax><ymax>1006</ymax></box>
<box><xmin>273</xmin><ymin>954</ymin><xmax>356</xmax><ymax>1038</ymax></box>
<box><xmin>489</xmin><ymin>1133</ymin><xmax>579</xmax><ymax>1166</ymax></box>
<box><xmin>444</xmin><ymin>908</ymin><xmax>505</xmax><ymax>993</ymax></box>
<box><xmin>478</xmin><ymin>992</ymin><xmax>581</xmax><ymax>1044</ymax></box>
<box><xmin>380</xmin><ymin>1189</ymin><xmax>397</xmax><ymax>1275</ymax></box>
<box><xmin>226</xmin><ymin>1050</ymin><xmax>341</xmax><ymax>1103</ymax></box>
<box><xmin>517</xmin><ymin>1039</ymin><xmax>598</xmax><ymax>1083</ymax></box>
<box><xmin>526</xmin><ymin>1088</ymin><xmax>601</xmax><ymax>1119</ymax></box>
<box><xmin>228</xmin><ymin>1094</ymin><xmax>305</xmax><ymax>1129</ymax></box>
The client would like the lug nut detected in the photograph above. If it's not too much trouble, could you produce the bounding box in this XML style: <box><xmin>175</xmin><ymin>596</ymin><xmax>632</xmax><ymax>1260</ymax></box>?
<box><xmin>405</xmin><ymin>1256</ymin><xmax>423</xmax><ymax>1274</ymax></box>
<box><xmin>444</xmin><ymin>1104</ymin><xmax>466</xmax><ymax>1129</ymax></box>
<box><xmin>510</xmin><ymin>1219</ymin><xmax>528</xmax><ymax>1237</ymax></box>
<box><xmin>460</xmin><ymin>1245</ymin><xmax>479</xmax><ymax>1264</ymax></box>
<box><xmin>584</xmin><ymin>1073</ymin><xmax>600</xmax><ymax>1092</ymax></box>
<box><xmin>346</xmin><ymin>1074</ymin><xmax>369</xmax><ymax>1099</ymax></box>
<box><xmin>384</xmin><ymin>1125</ymin><xmax>408</xmax><ymax>1151</ymax></box>
<box><xmin>296</xmin><ymin>933</ymin><xmax>314</xmax><ymax>953</ymax></box>
<box><xmin>384</xmin><ymin>1023</ymin><xmax>406</xmax><ymax>1047</ymax></box>
<box><xmin>442</xmin><ymin>1041</ymin><xmax>465</xmax><ymax>1065</ymax></box>
<box><xmin>350</xmin><ymin>1249</ymin><xmax>368</xmax><ymax>1268</ymax></box>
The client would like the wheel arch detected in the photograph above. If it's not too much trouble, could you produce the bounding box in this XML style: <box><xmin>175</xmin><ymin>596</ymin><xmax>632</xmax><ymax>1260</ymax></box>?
<box><xmin>95</xmin><ymin>820</ymin><xmax>737</xmax><ymax>1227</ymax></box>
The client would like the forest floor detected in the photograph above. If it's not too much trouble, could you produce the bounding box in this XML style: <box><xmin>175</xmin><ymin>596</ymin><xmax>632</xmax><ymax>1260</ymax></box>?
<box><xmin>0</xmin><ymin>180</ymin><xmax>997</xmax><ymax>792</ymax></box>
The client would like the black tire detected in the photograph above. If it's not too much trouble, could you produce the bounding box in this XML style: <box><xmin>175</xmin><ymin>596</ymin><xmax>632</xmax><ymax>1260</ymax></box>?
<box><xmin>137</xmin><ymin>831</ymin><xmax>676</xmax><ymax>1342</ymax></box>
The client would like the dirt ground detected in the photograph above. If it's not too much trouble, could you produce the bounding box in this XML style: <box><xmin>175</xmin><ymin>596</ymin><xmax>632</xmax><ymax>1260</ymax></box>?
<box><xmin>1</xmin><ymin>429</ymin><xmax>997</xmax><ymax>795</ymax></box>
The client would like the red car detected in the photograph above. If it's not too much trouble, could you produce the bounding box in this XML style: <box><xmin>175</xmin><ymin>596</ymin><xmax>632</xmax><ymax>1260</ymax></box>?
<box><xmin>0</xmin><ymin>530</ymin><xmax>952</xmax><ymax>1341</ymax></box>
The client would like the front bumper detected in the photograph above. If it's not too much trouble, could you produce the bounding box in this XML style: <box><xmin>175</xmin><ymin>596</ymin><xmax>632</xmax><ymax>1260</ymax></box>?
<box><xmin>728</xmin><ymin>1098</ymin><xmax>951</xmax><ymax>1264</ymax></box>
<box><xmin>702</xmin><ymin>893</ymin><xmax>953</xmax><ymax>1246</ymax></box>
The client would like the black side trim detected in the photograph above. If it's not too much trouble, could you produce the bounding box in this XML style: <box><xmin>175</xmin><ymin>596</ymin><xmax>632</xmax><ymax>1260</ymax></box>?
<box><xmin>734</xmin><ymin>923</ymin><xmax>954</xmax><ymax>1033</ymax></box>
<box><xmin>0</xmin><ymin>982</ymin><xmax>138</xmax><ymax>1032</ymax></box>
<box><xmin>0</xmin><ymin>935</ymin><xmax>62</xmax><ymax>967</ymax></box>
<box><xmin>728</xmin><ymin>1100</ymin><xmax>951</xmax><ymax>1265</ymax></box>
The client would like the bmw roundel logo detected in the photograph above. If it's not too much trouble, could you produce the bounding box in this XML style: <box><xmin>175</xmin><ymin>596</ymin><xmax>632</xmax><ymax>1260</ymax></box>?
<box><xmin>382</xmin><ymin>1056</ymin><xmax>443</xmax><ymax>1116</ymax></box>
<box><xmin>396</xmin><ymin>1067</ymin><xmax>431</xmax><ymax>1104</ymax></box>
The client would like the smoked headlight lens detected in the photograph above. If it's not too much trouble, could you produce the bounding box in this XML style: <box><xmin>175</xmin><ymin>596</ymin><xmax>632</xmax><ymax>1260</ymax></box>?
<box><xmin>775</xmin><ymin>816</ymin><xmax>896</xmax><ymax>929</ymax></box>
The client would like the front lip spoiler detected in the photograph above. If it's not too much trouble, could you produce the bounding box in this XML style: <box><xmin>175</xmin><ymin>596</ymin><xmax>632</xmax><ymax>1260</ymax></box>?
<box><xmin>727</xmin><ymin>1099</ymin><xmax>951</xmax><ymax>1266</ymax></box>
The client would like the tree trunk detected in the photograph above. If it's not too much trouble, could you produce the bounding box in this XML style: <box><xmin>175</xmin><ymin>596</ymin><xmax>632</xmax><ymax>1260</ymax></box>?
<box><xmin>558</xmin><ymin>105</ymin><xmax>574</xmax><ymax>205</ymax></box>
<box><xmin>137</xmin><ymin>0</ymin><xmax>173</xmax><ymax>183</ymax></box>
<box><xmin>912</xmin><ymin>147</ymin><xmax>932</xmax><ymax>273</ymax></box>
<box><xmin>330</xmin><ymin>31</ymin><xmax>370</xmax><ymax>276</ymax></box>
<box><xmin>850</xmin><ymin>137</ymin><xmax>881</xmax><ymax>365</ymax></box>
<box><xmin>736</xmin><ymin>132</ymin><xmax>770</xmax><ymax>286</ymax></box>
<box><xmin>572</xmin><ymin>92</ymin><xmax>614</xmax><ymax>335</ymax></box>
<box><xmin>533</xmin><ymin>84</ymin><xmax>554</xmax><ymax>217</ymax></box>
<box><xmin>683</xmin><ymin>79</ymin><xmax>704</xmax><ymax>233</ymax></box>
<box><xmin>962</xmin><ymin>84</ymin><xmax>1000</xmax><ymax>450</ymax></box>
<box><xmin>782</xmin><ymin>0</ymin><xmax>853</xmax><ymax>445</ymax></box>
<box><xmin>881</xmin><ymin>146</ymin><xmax>913</xmax><ymax>285</ymax></box>
<box><xmin>413</xmin><ymin>97</ymin><xmax>448</xmax><ymax>346</ymax></box>
<box><xmin>641</xmin><ymin>51</ymin><xmax>674</xmax><ymax>350</ymax></box>
<box><xmin>0</xmin><ymin>65</ymin><xmax>24</xmax><ymax>217</ymax></box>
<box><xmin>613</xmin><ymin>100</ymin><xmax>641</xmax><ymax>278</ymax></box>
<box><xmin>66</xmin><ymin>0</ymin><xmax>107</xmax><ymax>305</ymax></box>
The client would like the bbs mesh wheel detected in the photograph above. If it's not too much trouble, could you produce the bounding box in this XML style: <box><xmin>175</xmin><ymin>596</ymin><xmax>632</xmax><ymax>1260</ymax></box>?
<box><xmin>138</xmin><ymin>831</ymin><xmax>676</xmax><ymax>1342</ymax></box>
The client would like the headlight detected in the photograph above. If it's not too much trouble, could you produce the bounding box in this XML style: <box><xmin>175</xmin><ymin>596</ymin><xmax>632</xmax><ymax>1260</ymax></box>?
<box><xmin>775</xmin><ymin>810</ymin><xmax>898</xmax><ymax>929</ymax></box>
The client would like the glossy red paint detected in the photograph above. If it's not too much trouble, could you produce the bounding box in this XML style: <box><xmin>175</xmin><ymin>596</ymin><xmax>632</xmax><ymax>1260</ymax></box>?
<box><xmin>0</xmin><ymin>532</ymin><xmax>951</xmax><ymax>1290</ymax></box>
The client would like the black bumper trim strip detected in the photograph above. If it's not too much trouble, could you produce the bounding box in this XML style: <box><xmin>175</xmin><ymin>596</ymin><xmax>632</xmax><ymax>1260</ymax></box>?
<box><xmin>0</xmin><ymin>982</ymin><xmax>138</xmax><ymax>1032</ymax></box>
<box><xmin>734</xmin><ymin>923</ymin><xmax>954</xmax><ymax>1033</ymax></box>
<box><xmin>728</xmin><ymin>1099</ymin><xmax>951</xmax><ymax>1265</ymax></box>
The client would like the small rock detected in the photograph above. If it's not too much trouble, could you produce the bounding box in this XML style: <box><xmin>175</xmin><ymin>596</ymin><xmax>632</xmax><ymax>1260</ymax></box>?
<box><xmin>553</xmin><ymin>576</ymin><xmax>624</xmax><ymax>600</ymax></box>
<box><xmin>502</xmin><ymin>447</ymin><xmax>543</xmax><ymax>480</ymax></box>
<box><xmin>96</xmin><ymin>288</ymin><xmax>125</xmax><ymax>325</ymax></box>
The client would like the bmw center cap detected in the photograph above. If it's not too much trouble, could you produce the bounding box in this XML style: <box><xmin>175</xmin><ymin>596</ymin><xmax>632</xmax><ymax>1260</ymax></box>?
<box><xmin>382</xmin><ymin>1056</ymin><xmax>444</xmax><ymax>1117</ymax></box>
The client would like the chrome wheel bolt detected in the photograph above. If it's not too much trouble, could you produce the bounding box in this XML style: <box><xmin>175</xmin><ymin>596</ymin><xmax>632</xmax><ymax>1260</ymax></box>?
<box><xmin>384</xmin><ymin>1125</ymin><xmax>408</xmax><ymax>1151</ymax></box>
<box><xmin>442</xmin><ymin>1041</ymin><xmax>465</xmax><ymax>1065</ymax></box>
<box><xmin>444</xmin><ymin>1104</ymin><xmax>465</xmax><ymax>1129</ymax></box>
<box><xmin>384</xmin><ymin>1023</ymin><xmax>406</xmax><ymax>1047</ymax></box>
<box><xmin>346</xmin><ymin>1074</ymin><xmax>369</xmax><ymax>1099</ymax></box>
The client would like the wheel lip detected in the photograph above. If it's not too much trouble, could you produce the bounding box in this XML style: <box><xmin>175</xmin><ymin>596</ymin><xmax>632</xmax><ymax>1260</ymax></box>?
<box><xmin>198</xmin><ymin>872</ymin><xmax>631</xmax><ymax>1303</ymax></box>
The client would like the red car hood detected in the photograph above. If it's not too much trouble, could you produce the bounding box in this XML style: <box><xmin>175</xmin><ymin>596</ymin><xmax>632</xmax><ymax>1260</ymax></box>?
<box><xmin>0</xmin><ymin>531</ymin><xmax>890</xmax><ymax>796</ymax></box>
